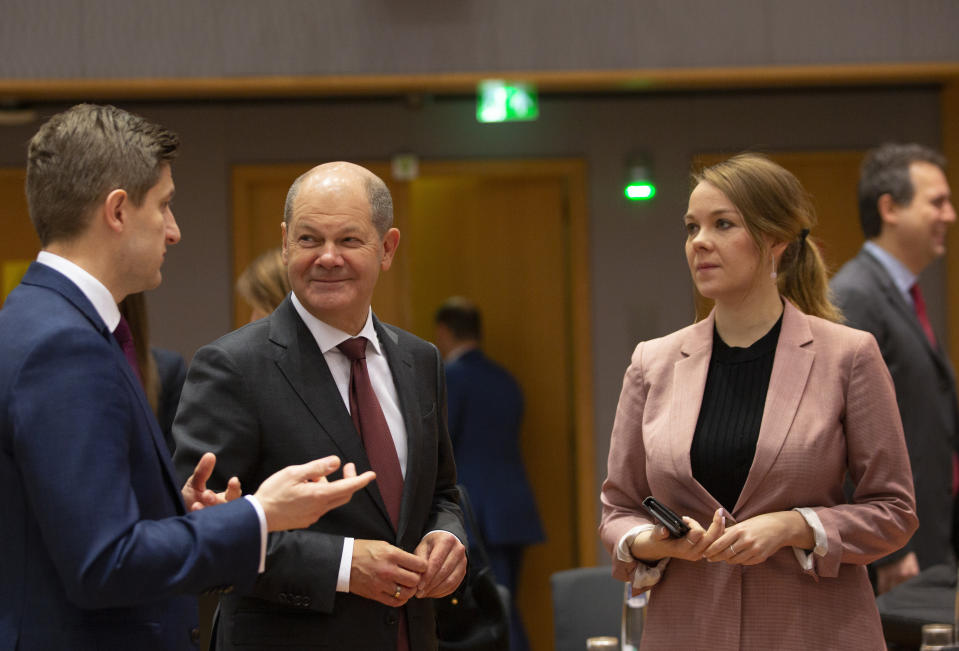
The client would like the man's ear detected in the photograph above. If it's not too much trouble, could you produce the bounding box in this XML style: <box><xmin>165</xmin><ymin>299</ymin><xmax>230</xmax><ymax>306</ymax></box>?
<box><xmin>280</xmin><ymin>221</ymin><xmax>289</xmax><ymax>264</ymax></box>
<box><xmin>103</xmin><ymin>188</ymin><xmax>129</xmax><ymax>234</ymax></box>
<box><xmin>877</xmin><ymin>193</ymin><xmax>898</xmax><ymax>226</ymax></box>
<box><xmin>380</xmin><ymin>228</ymin><xmax>401</xmax><ymax>271</ymax></box>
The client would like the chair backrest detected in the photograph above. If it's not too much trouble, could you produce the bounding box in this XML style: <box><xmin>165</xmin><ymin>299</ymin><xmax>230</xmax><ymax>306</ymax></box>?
<box><xmin>550</xmin><ymin>566</ymin><xmax>623</xmax><ymax>651</ymax></box>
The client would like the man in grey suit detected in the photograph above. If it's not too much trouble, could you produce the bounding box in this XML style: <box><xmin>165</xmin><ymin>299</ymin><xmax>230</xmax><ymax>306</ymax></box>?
<box><xmin>173</xmin><ymin>162</ymin><xmax>467</xmax><ymax>650</ymax></box>
<box><xmin>831</xmin><ymin>143</ymin><xmax>958</xmax><ymax>594</ymax></box>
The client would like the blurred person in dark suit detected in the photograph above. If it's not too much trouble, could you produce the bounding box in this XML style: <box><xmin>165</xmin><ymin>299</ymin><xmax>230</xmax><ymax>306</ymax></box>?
<box><xmin>435</xmin><ymin>296</ymin><xmax>545</xmax><ymax>651</ymax></box>
<box><xmin>831</xmin><ymin>143</ymin><xmax>958</xmax><ymax>594</ymax></box>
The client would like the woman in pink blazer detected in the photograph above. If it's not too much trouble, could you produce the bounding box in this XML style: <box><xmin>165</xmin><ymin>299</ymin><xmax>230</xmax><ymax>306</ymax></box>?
<box><xmin>600</xmin><ymin>154</ymin><xmax>918</xmax><ymax>649</ymax></box>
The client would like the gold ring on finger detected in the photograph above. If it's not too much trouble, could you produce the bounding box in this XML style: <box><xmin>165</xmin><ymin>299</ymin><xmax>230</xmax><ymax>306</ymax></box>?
<box><xmin>393</xmin><ymin>585</ymin><xmax>402</xmax><ymax>599</ymax></box>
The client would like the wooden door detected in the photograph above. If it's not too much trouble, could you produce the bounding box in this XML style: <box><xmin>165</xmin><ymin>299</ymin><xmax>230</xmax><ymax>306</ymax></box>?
<box><xmin>232</xmin><ymin>159</ymin><xmax>595</xmax><ymax>651</ymax></box>
<box><xmin>0</xmin><ymin>168</ymin><xmax>39</xmax><ymax>306</ymax></box>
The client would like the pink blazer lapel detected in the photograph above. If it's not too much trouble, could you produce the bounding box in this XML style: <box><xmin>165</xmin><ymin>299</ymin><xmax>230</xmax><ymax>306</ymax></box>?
<box><xmin>735</xmin><ymin>301</ymin><xmax>815</xmax><ymax>512</ymax></box>
<box><xmin>670</xmin><ymin>313</ymin><xmax>718</xmax><ymax>510</ymax></box>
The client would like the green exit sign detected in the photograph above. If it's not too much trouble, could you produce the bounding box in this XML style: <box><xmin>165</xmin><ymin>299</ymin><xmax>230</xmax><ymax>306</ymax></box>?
<box><xmin>477</xmin><ymin>81</ymin><xmax>539</xmax><ymax>123</ymax></box>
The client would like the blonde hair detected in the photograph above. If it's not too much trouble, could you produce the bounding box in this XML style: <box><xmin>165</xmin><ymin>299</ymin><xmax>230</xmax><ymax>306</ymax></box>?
<box><xmin>693</xmin><ymin>153</ymin><xmax>841</xmax><ymax>322</ymax></box>
<box><xmin>236</xmin><ymin>248</ymin><xmax>291</xmax><ymax>316</ymax></box>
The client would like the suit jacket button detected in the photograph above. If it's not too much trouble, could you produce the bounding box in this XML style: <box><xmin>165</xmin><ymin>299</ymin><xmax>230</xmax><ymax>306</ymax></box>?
<box><xmin>303</xmin><ymin>596</ymin><xmax>312</xmax><ymax>607</ymax></box>
<box><xmin>387</xmin><ymin>613</ymin><xmax>399</xmax><ymax>625</ymax></box>
<box><xmin>279</xmin><ymin>592</ymin><xmax>288</xmax><ymax>603</ymax></box>
<box><xmin>190</xmin><ymin>627</ymin><xmax>201</xmax><ymax>643</ymax></box>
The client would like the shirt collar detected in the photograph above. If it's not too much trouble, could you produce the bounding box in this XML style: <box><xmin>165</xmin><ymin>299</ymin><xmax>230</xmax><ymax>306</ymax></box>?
<box><xmin>289</xmin><ymin>292</ymin><xmax>381</xmax><ymax>356</ymax></box>
<box><xmin>863</xmin><ymin>240</ymin><xmax>917</xmax><ymax>297</ymax></box>
<box><xmin>37</xmin><ymin>251</ymin><xmax>121</xmax><ymax>331</ymax></box>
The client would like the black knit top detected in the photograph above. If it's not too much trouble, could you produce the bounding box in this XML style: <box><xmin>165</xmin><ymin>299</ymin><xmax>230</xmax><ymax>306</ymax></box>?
<box><xmin>690</xmin><ymin>315</ymin><xmax>783</xmax><ymax>513</ymax></box>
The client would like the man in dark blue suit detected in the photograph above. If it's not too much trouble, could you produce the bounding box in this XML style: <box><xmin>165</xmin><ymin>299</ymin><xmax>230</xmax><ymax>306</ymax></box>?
<box><xmin>435</xmin><ymin>297</ymin><xmax>545</xmax><ymax>651</ymax></box>
<box><xmin>0</xmin><ymin>104</ymin><xmax>373</xmax><ymax>650</ymax></box>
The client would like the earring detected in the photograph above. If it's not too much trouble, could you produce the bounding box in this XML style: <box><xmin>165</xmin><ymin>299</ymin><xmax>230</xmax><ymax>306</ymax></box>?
<box><xmin>770</xmin><ymin>254</ymin><xmax>777</xmax><ymax>280</ymax></box>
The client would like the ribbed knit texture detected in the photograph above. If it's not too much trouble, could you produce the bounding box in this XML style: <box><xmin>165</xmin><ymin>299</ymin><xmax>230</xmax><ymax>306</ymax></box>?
<box><xmin>690</xmin><ymin>316</ymin><xmax>782</xmax><ymax>513</ymax></box>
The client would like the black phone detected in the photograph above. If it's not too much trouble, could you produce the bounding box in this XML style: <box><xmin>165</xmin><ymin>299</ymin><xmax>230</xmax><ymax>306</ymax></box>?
<box><xmin>642</xmin><ymin>496</ymin><xmax>690</xmax><ymax>538</ymax></box>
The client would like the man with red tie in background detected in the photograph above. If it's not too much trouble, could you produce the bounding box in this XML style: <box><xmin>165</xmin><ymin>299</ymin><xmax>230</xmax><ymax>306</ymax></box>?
<box><xmin>831</xmin><ymin>143</ymin><xmax>958</xmax><ymax>594</ymax></box>
<box><xmin>173</xmin><ymin>162</ymin><xmax>467</xmax><ymax>650</ymax></box>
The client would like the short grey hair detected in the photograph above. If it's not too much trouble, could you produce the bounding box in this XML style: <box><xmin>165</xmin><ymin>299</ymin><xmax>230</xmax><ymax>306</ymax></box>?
<box><xmin>284</xmin><ymin>166</ymin><xmax>393</xmax><ymax>237</ymax></box>
<box><xmin>365</xmin><ymin>173</ymin><xmax>393</xmax><ymax>236</ymax></box>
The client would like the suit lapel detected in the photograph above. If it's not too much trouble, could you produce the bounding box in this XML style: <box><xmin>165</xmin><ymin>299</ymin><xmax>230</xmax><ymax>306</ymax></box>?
<box><xmin>115</xmin><ymin>339</ymin><xmax>188</xmax><ymax>512</ymax></box>
<box><xmin>374</xmin><ymin>316</ymin><xmax>420</xmax><ymax>540</ymax></box>
<box><xmin>269</xmin><ymin>301</ymin><xmax>395</xmax><ymax>531</ymax></box>
<box><xmin>23</xmin><ymin>263</ymin><xmax>186</xmax><ymax>511</ymax></box>
<box><xmin>735</xmin><ymin>301</ymin><xmax>814</xmax><ymax>512</ymax></box>
<box><xmin>671</xmin><ymin>315</ymin><xmax>718</xmax><ymax>511</ymax></box>
<box><xmin>859</xmin><ymin>250</ymin><xmax>956</xmax><ymax>382</ymax></box>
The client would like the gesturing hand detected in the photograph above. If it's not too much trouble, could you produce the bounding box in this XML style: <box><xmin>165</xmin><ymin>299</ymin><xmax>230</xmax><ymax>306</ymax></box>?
<box><xmin>181</xmin><ymin>452</ymin><xmax>242</xmax><ymax>512</ymax></box>
<box><xmin>255</xmin><ymin>457</ymin><xmax>375</xmax><ymax>532</ymax></box>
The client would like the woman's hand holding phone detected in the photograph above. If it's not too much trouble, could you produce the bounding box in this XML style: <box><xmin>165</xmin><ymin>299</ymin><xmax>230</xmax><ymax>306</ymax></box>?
<box><xmin>629</xmin><ymin>506</ymin><xmax>727</xmax><ymax>563</ymax></box>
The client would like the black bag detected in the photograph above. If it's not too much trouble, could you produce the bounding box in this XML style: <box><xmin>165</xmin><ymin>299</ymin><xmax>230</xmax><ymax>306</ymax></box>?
<box><xmin>436</xmin><ymin>485</ymin><xmax>511</xmax><ymax>651</ymax></box>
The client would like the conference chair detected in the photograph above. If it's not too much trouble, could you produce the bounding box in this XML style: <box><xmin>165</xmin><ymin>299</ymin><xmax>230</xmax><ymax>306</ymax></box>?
<box><xmin>550</xmin><ymin>566</ymin><xmax>623</xmax><ymax>651</ymax></box>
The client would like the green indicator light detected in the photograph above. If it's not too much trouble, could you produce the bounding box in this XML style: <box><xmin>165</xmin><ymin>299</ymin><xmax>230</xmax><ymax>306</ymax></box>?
<box><xmin>477</xmin><ymin>81</ymin><xmax>539</xmax><ymax>123</ymax></box>
<box><xmin>625</xmin><ymin>183</ymin><xmax>657</xmax><ymax>200</ymax></box>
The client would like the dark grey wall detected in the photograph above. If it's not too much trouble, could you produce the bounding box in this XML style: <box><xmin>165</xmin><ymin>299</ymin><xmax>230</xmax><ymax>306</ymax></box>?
<box><xmin>0</xmin><ymin>88</ymin><xmax>943</xmax><ymax>562</ymax></box>
<box><xmin>2</xmin><ymin>0</ymin><xmax>958</xmax><ymax>79</ymax></box>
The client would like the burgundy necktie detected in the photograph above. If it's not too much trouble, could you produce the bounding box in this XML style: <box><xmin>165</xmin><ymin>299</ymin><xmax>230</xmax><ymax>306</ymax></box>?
<box><xmin>909</xmin><ymin>283</ymin><xmax>938</xmax><ymax>349</ymax></box>
<box><xmin>113</xmin><ymin>315</ymin><xmax>143</xmax><ymax>382</ymax></box>
<box><xmin>338</xmin><ymin>337</ymin><xmax>409</xmax><ymax>651</ymax></box>
<box><xmin>337</xmin><ymin>337</ymin><xmax>404</xmax><ymax>528</ymax></box>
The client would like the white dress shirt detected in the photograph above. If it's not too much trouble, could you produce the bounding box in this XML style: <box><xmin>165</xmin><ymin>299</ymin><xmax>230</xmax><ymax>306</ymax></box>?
<box><xmin>864</xmin><ymin>240</ymin><xmax>919</xmax><ymax>308</ymax></box>
<box><xmin>290</xmin><ymin>293</ymin><xmax>409</xmax><ymax>592</ymax></box>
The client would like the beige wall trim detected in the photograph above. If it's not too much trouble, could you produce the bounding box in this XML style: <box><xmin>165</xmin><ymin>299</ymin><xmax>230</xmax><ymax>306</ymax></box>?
<box><xmin>3</xmin><ymin>62</ymin><xmax>959</xmax><ymax>102</ymax></box>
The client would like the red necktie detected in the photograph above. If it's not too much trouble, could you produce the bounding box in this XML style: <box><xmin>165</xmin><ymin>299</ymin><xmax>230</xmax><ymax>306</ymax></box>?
<box><xmin>338</xmin><ymin>337</ymin><xmax>409</xmax><ymax>651</ymax></box>
<box><xmin>909</xmin><ymin>284</ymin><xmax>937</xmax><ymax>349</ymax></box>
<box><xmin>337</xmin><ymin>337</ymin><xmax>404</xmax><ymax>528</ymax></box>
<box><xmin>113</xmin><ymin>315</ymin><xmax>143</xmax><ymax>383</ymax></box>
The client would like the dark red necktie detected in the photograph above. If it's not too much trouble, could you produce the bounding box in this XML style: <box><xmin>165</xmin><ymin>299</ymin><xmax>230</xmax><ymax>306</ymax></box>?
<box><xmin>909</xmin><ymin>284</ymin><xmax>937</xmax><ymax>349</ymax></box>
<box><xmin>113</xmin><ymin>315</ymin><xmax>143</xmax><ymax>383</ymax></box>
<box><xmin>338</xmin><ymin>337</ymin><xmax>409</xmax><ymax>651</ymax></box>
<box><xmin>337</xmin><ymin>337</ymin><xmax>404</xmax><ymax>528</ymax></box>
